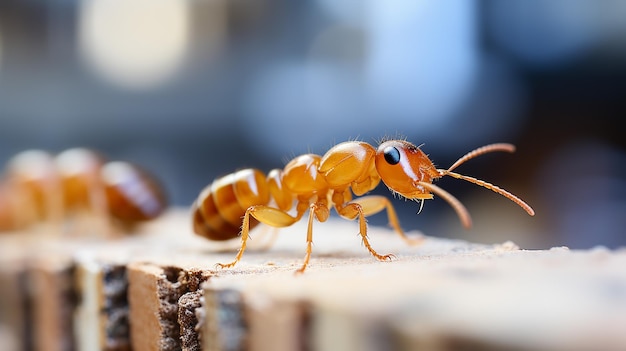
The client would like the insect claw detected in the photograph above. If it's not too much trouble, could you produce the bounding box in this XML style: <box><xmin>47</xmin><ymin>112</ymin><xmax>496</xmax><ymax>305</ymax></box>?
<box><xmin>372</xmin><ymin>253</ymin><xmax>395</xmax><ymax>261</ymax></box>
<box><xmin>214</xmin><ymin>262</ymin><xmax>233</xmax><ymax>270</ymax></box>
<box><xmin>383</xmin><ymin>253</ymin><xmax>396</xmax><ymax>261</ymax></box>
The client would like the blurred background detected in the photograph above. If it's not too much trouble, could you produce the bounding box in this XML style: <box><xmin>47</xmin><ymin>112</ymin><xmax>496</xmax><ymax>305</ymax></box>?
<box><xmin>0</xmin><ymin>0</ymin><xmax>624</xmax><ymax>250</ymax></box>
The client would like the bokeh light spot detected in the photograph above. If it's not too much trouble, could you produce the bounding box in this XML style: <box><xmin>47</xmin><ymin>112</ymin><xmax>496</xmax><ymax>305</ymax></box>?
<box><xmin>78</xmin><ymin>0</ymin><xmax>190</xmax><ymax>90</ymax></box>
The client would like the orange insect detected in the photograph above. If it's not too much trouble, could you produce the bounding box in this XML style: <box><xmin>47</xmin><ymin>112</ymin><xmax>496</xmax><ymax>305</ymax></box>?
<box><xmin>0</xmin><ymin>148</ymin><xmax>167</xmax><ymax>234</ymax></box>
<box><xmin>191</xmin><ymin>140</ymin><xmax>535</xmax><ymax>273</ymax></box>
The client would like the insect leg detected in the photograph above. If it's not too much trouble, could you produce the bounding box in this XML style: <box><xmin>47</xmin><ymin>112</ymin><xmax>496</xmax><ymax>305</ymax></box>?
<box><xmin>296</xmin><ymin>201</ymin><xmax>330</xmax><ymax>274</ymax></box>
<box><xmin>349</xmin><ymin>195</ymin><xmax>424</xmax><ymax>246</ymax></box>
<box><xmin>215</xmin><ymin>205</ymin><xmax>303</xmax><ymax>270</ymax></box>
<box><xmin>335</xmin><ymin>201</ymin><xmax>395</xmax><ymax>262</ymax></box>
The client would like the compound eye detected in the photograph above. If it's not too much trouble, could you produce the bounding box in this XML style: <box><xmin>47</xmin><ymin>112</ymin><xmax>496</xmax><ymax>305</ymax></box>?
<box><xmin>383</xmin><ymin>146</ymin><xmax>401</xmax><ymax>165</ymax></box>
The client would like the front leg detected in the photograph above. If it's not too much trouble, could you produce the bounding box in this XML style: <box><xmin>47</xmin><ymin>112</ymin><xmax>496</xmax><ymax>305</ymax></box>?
<box><xmin>349</xmin><ymin>195</ymin><xmax>424</xmax><ymax>246</ymax></box>
<box><xmin>335</xmin><ymin>200</ymin><xmax>395</xmax><ymax>262</ymax></box>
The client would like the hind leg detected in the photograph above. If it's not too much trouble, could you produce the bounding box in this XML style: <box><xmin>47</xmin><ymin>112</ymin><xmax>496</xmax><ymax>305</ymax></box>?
<box><xmin>215</xmin><ymin>205</ymin><xmax>302</xmax><ymax>269</ymax></box>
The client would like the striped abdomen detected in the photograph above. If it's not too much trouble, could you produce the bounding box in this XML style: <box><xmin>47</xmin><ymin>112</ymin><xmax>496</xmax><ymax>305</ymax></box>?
<box><xmin>192</xmin><ymin>168</ymin><xmax>293</xmax><ymax>241</ymax></box>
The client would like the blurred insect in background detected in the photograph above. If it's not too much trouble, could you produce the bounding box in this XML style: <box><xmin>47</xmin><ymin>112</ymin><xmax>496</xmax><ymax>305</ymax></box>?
<box><xmin>192</xmin><ymin>139</ymin><xmax>535</xmax><ymax>273</ymax></box>
<box><xmin>0</xmin><ymin>148</ymin><xmax>167</xmax><ymax>235</ymax></box>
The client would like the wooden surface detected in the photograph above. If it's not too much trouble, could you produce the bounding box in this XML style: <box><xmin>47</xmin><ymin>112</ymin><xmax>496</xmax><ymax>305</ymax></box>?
<box><xmin>128</xmin><ymin>263</ymin><xmax>167</xmax><ymax>351</ymax></box>
<box><xmin>204</xmin><ymin>232</ymin><xmax>626</xmax><ymax>351</ymax></box>
<box><xmin>0</xmin><ymin>208</ymin><xmax>625</xmax><ymax>351</ymax></box>
<box><xmin>0</xmin><ymin>253</ymin><xmax>30</xmax><ymax>351</ymax></box>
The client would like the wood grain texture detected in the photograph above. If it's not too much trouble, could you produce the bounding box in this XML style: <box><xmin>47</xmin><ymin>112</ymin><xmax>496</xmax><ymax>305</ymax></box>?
<box><xmin>128</xmin><ymin>263</ymin><xmax>165</xmax><ymax>351</ymax></box>
<box><xmin>1</xmin><ymin>209</ymin><xmax>625</xmax><ymax>351</ymax></box>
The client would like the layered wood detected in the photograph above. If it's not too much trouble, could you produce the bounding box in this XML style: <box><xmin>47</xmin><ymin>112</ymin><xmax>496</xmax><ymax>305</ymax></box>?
<box><xmin>1</xmin><ymin>211</ymin><xmax>626</xmax><ymax>351</ymax></box>
<box><xmin>74</xmin><ymin>258</ymin><xmax>131</xmax><ymax>351</ymax></box>
<box><xmin>0</xmin><ymin>249</ymin><xmax>32</xmax><ymax>351</ymax></box>
<box><xmin>128</xmin><ymin>263</ymin><xmax>212</xmax><ymax>351</ymax></box>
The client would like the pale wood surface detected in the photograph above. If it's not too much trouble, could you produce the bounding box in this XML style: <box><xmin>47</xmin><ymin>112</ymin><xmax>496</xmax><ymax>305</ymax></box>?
<box><xmin>202</xmin><ymin>219</ymin><xmax>626</xmax><ymax>351</ymax></box>
<box><xmin>1</xmin><ymin>208</ymin><xmax>625</xmax><ymax>351</ymax></box>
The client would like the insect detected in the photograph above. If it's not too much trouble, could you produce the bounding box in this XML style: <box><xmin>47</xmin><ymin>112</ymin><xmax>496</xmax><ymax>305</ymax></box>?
<box><xmin>0</xmin><ymin>148</ymin><xmax>167</xmax><ymax>234</ymax></box>
<box><xmin>191</xmin><ymin>140</ymin><xmax>535</xmax><ymax>273</ymax></box>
